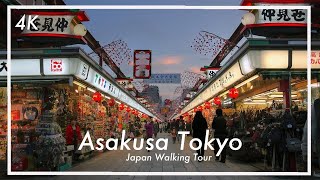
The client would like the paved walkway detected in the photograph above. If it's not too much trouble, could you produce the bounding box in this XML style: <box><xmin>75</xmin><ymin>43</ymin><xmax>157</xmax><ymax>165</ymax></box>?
<box><xmin>6</xmin><ymin>133</ymin><xmax>310</xmax><ymax>180</ymax></box>
<box><xmin>69</xmin><ymin>132</ymin><xmax>264</xmax><ymax>173</ymax></box>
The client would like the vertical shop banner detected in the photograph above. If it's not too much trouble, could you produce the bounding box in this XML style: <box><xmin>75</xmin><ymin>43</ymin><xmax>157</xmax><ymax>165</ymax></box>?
<box><xmin>75</xmin><ymin>61</ymin><xmax>90</xmax><ymax>80</ymax></box>
<box><xmin>206</xmin><ymin>68</ymin><xmax>220</xmax><ymax>79</ymax></box>
<box><xmin>116</xmin><ymin>78</ymin><xmax>131</xmax><ymax>87</ymax></box>
<box><xmin>255</xmin><ymin>4</ymin><xmax>307</xmax><ymax>24</ymax></box>
<box><xmin>133</xmin><ymin>50</ymin><xmax>151</xmax><ymax>79</ymax></box>
<box><xmin>200</xmin><ymin>67</ymin><xmax>220</xmax><ymax>80</ymax></box>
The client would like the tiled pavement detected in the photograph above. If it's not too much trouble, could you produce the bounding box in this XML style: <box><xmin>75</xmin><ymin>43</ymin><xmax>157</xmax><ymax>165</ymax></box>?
<box><xmin>68</xmin><ymin>132</ymin><xmax>265</xmax><ymax>173</ymax></box>
<box><xmin>5</xmin><ymin>133</ymin><xmax>312</xmax><ymax>180</ymax></box>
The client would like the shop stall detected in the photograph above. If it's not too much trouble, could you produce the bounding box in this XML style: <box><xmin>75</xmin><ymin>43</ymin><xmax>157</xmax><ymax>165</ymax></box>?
<box><xmin>175</xmin><ymin>39</ymin><xmax>320</xmax><ymax>171</ymax></box>
<box><xmin>0</xmin><ymin>47</ymin><xmax>156</xmax><ymax>171</ymax></box>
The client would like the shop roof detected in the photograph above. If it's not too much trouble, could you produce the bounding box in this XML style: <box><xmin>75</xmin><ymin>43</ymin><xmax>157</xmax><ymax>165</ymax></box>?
<box><xmin>178</xmin><ymin>38</ymin><xmax>320</xmax><ymax>116</ymax></box>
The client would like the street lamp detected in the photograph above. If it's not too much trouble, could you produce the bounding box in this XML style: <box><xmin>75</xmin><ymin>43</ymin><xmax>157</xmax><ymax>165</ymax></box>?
<box><xmin>73</xmin><ymin>24</ymin><xmax>87</xmax><ymax>36</ymax></box>
<box><xmin>241</xmin><ymin>12</ymin><xmax>255</xmax><ymax>26</ymax></box>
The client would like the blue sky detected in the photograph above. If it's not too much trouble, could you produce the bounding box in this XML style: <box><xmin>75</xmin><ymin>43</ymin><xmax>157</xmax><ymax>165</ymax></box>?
<box><xmin>65</xmin><ymin>0</ymin><xmax>244</xmax><ymax>99</ymax></box>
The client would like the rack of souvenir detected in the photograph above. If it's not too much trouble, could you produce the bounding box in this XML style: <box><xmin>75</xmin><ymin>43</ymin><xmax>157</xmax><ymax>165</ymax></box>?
<box><xmin>33</xmin><ymin>111</ymin><xmax>66</xmax><ymax>170</ymax></box>
<box><xmin>0</xmin><ymin>87</ymin><xmax>6</xmax><ymax>173</ymax></box>
<box><xmin>76</xmin><ymin>94</ymin><xmax>96</xmax><ymax>159</ymax></box>
<box><xmin>10</xmin><ymin>89</ymin><xmax>42</xmax><ymax>171</ymax></box>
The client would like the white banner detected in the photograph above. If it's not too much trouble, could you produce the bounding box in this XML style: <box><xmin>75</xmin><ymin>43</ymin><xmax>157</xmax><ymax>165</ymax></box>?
<box><xmin>22</xmin><ymin>15</ymin><xmax>75</xmax><ymax>36</ymax></box>
<box><xmin>0</xmin><ymin>59</ymin><xmax>41</xmax><ymax>76</ymax></box>
<box><xmin>255</xmin><ymin>4</ymin><xmax>307</xmax><ymax>24</ymax></box>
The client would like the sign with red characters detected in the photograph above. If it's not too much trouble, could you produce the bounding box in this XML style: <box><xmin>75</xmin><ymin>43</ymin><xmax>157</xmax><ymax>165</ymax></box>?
<box><xmin>50</xmin><ymin>59</ymin><xmax>63</xmax><ymax>72</ymax></box>
<box><xmin>133</xmin><ymin>50</ymin><xmax>152</xmax><ymax>79</ymax></box>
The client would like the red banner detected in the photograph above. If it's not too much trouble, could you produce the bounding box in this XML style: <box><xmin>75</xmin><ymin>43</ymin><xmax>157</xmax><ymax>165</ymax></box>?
<box><xmin>133</xmin><ymin>50</ymin><xmax>151</xmax><ymax>79</ymax></box>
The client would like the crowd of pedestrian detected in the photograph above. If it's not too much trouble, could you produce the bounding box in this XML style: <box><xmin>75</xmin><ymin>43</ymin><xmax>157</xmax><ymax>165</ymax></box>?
<box><xmin>139</xmin><ymin>109</ymin><xmax>228</xmax><ymax>163</ymax></box>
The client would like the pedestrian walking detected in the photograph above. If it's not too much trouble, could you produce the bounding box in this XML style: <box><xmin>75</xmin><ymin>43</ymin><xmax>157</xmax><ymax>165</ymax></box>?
<box><xmin>212</xmin><ymin>108</ymin><xmax>228</xmax><ymax>163</ymax></box>
<box><xmin>171</xmin><ymin>127</ymin><xmax>177</xmax><ymax>144</ymax></box>
<box><xmin>186</xmin><ymin>121</ymin><xmax>192</xmax><ymax>135</ymax></box>
<box><xmin>192</xmin><ymin>111</ymin><xmax>208</xmax><ymax>162</ymax></box>
<box><xmin>145</xmin><ymin>117</ymin><xmax>154</xmax><ymax>152</ymax></box>
<box><xmin>153</xmin><ymin>121</ymin><xmax>159</xmax><ymax>138</ymax></box>
<box><xmin>175</xmin><ymin>118</ymin><xmax>180</xmax><ymax>142</ymax></box>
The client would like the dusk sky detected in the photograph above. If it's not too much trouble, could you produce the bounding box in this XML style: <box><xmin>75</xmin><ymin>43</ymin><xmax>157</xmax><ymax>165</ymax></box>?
<box><xmin>65</xmin><ymin>0</ymin><xmax>245</xmax><ymax>100</ymax></box>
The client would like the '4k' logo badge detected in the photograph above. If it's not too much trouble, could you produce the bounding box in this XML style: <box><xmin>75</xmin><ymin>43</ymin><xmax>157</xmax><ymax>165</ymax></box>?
<box><xmin>51</xmin><ymin>59</ymin><xmax>63</xmax><ymax>72</ymax></box>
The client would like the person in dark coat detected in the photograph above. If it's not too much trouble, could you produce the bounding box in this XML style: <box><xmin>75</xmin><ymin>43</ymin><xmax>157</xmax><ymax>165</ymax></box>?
<box><xmin>192</xmin><ymin>111</ymin><xmax>208</xmax><ymax>162</ymax></box>
<box><xmin>175</xmin><ymin>118</ymin><xmax>181</xmax><ymax>142</ymax></box>
<box><xmin>212</xmin><ymin>108</ymin><xmax>227</xmax><ymax>163</ymax></box>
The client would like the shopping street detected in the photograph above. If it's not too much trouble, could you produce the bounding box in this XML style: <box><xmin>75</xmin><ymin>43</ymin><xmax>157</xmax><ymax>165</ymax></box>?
<box><xmin>1</xmin><ymin>0</ymin><xmax>320</xmax><ymax>178</ymax></box>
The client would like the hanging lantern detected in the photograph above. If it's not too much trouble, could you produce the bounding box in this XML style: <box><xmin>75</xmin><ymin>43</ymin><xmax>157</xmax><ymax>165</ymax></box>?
<box><xmin>198</xmin><ymin>106</ymin><xmax>203</xmax><ymax>112</ymax></box>
<box><xmin>194</xmin><ymin>107</ymin><xmax>198</xmax><ymax>112</ymax></box>
<box><xmin>213</xmin><ymin>97</ymin><xmax>221</xmax><ymax>106</ymax></box>
<box><xmin>108</xmin><ymin>98</ymin><xmax>116</xmax><ymax>106</ymax></box>
<box><xmin>126</xmin><ymin>107</ymin><xmax>131</xmax><ymax>113</ymax></box>
<box><xmin>229</xmin><ymin>88</ymin><xmax>239</xmax><ymax>99</ymax></box>
<box><xmin>241</xmin><ymin>12</ymin><xmax>256</xmax><ymax>26</ymax></box>
<box><xmin>118</xmin><ymin>123</ymin><xmax>123</xmax><ymax>130</ymax></box>
<box><xmin>73</xmin><ymin>24</ymin><xmax>87</xmax><ymax>36</ymax></box>
<box><xmin>92</xmin><ymin>92</ymin><xmax>102</xmax><ymax>102</ymax></box>
<box><xmin>205</xmin><ymin>101</ymin><xmax>211</xmax><ymax>109</ymax></box>
<box><xmin>119</xmin><ymin>103</ymin><xmax>125</xmax><ymax>111</ymax></box>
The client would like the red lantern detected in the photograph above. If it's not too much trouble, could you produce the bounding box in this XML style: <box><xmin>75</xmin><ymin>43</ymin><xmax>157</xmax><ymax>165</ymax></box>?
<box><xmin>126</xmin><ymin>107</ymin><xmax>131</xmax><ymax>113</ymax></box>
<box><xmin>92</xmin><ymin>92</ymin><xmax>102</xmax><ymax>102</ymax></box>
<box><xmin>205</xmin><ymin>101</ymin><xmax>211</xmax><ymax>109</ymax></box>
<box><xmin>213</xmin><ymin>97</ymin><xmax>221</xmax><ymax>106</ymax></box>
<box><xmin>198</xmin><ymin>106</ymin><xmax>203</xmax><ymax>112</ymax></box>
<box><xmin>108</xmin><ymin>98</ymin><xmax>116</xmax><ymax>106</ymax></box>
<box><xmin>229</xmin><ymin>88</ymin><xmax>239</xmax><ymax>99</ymax></box>
<box><xmin>119</xmin><ymin>104</ymin><xmax>125</xmax><ymax>111</ymax></box>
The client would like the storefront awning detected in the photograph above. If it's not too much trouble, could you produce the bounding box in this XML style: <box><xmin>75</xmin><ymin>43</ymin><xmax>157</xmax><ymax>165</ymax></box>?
<box><xmin>177</xmin><ymin>39</ymin><xmax>320</xmax><ymax>117</ymax></box>
<box><xmin>0</xmin><ymin>47</ymin><xmax>156</xmax><ymax>118</ymax></box>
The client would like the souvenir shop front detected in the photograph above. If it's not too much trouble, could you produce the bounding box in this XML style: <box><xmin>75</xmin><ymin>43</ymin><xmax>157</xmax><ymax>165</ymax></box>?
<box><xmin>0</xmin><ymin>47</ymin><xmax>155</xmax><ymax>171</ymax></box>
<box><xmin>178</xmin><ymin>39</ymin><xmax>320</xmax><ymax>171</ymax></box>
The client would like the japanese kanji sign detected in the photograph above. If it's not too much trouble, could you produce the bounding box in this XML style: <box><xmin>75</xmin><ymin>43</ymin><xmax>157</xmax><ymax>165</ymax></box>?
<box><xmin>256</xmin><ymin>7</ymin><xmax>307</xmax><ymax>24</ymax></box>
<box><xmin>200</xmin><ymin>67</ymin><xmax>220</xmax><ymax>80</ymax></box>
<box><xmin>21</xmin><ymin>14</ymin><xmax>75</xmax><ymax>36</ymax></box>
<box><xmin>134</xmin><ymin>50</ymin><xmax>152</xmax><ymax>79</ymax></box>
<box><xmin>143</xmin><ymin>73</ymin><xmax>181</xmax><ymax>84</ymax></box>
<box><xmin>116</xmin><ymin>78</ymin><xmax>131</xmax><ymax>87</ymax></box>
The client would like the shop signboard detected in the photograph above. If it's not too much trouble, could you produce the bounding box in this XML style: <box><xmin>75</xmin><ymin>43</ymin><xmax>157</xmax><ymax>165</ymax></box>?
<box><xmin>92</xmin><ymin>72</ymin><xmax>120</xmax><ymax>99</ymax></box>
<box><xmin>116</xmin><ymin>78</ymin><xmax>131</xmax><ymax>87</ymax></box>
<box><xmin>43</xmin><ymin>58</ymin><xmax>77</xmax><ymax>75</ymax></box>
<box><xmin>143</xmin><ymin>73</ymin><xmax>181</xmax><ymax>84</ymax></box>
<box><xmin>206</xmin><ymin>69</ymin><xmax>219</xmax><ymax>79</ymax></box>
<box><xmin>133</xmin><ymin>50</ymin><xmax>151</xmax><ymax>79</ymax></box>
<box><xmin>208</xmin><ymin>63</ymin><xmax>243</xmax><ymax>95</ymax></box>
<box><xmin>74</xmin><ymin>61</ymin><xmax>89</xmax><ymax>80</ymax></box>
<box><xmin>292</xmin><ymin>50</ymin><xmax>320</xmax><ymax>69</ymax></box>
<box><xmin>0</xmin><ymin>59</ymin><xmax>41</xmax><ymax>76</ymax></box>
<box><xmin>255</xmin><ymin>4</ymin><xmax>307</xmax><ymax>24</ymax></box>
<box><xmin>19</xmin><ymin>11</ymin><xmax>85</xmax><ymax>38</ymax></box>
<box><xmin>87</xmin><ymin>69</ymin><xmax>152</xmax><ymax>116</ymax></box>
<box><xmin>239</xmin><ymin>50</ymin><xmax>289</xmax><ymax>74</ymax></box>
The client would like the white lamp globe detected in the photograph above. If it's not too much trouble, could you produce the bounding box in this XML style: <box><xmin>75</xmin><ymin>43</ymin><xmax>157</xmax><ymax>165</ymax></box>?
<box><xmin>73</xmin><ymin>24</ymin><xmax>87</xmax><ymax>36</ymax></box>
<box><xmin>241</xmin><ymin>12</ymin><xmax>256</xmax><ymax>25</ymax></box>
<box><xmin>127</xmin><ymin>83</ymin><xmax>134</xmax><ymax>89</ymax></box>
